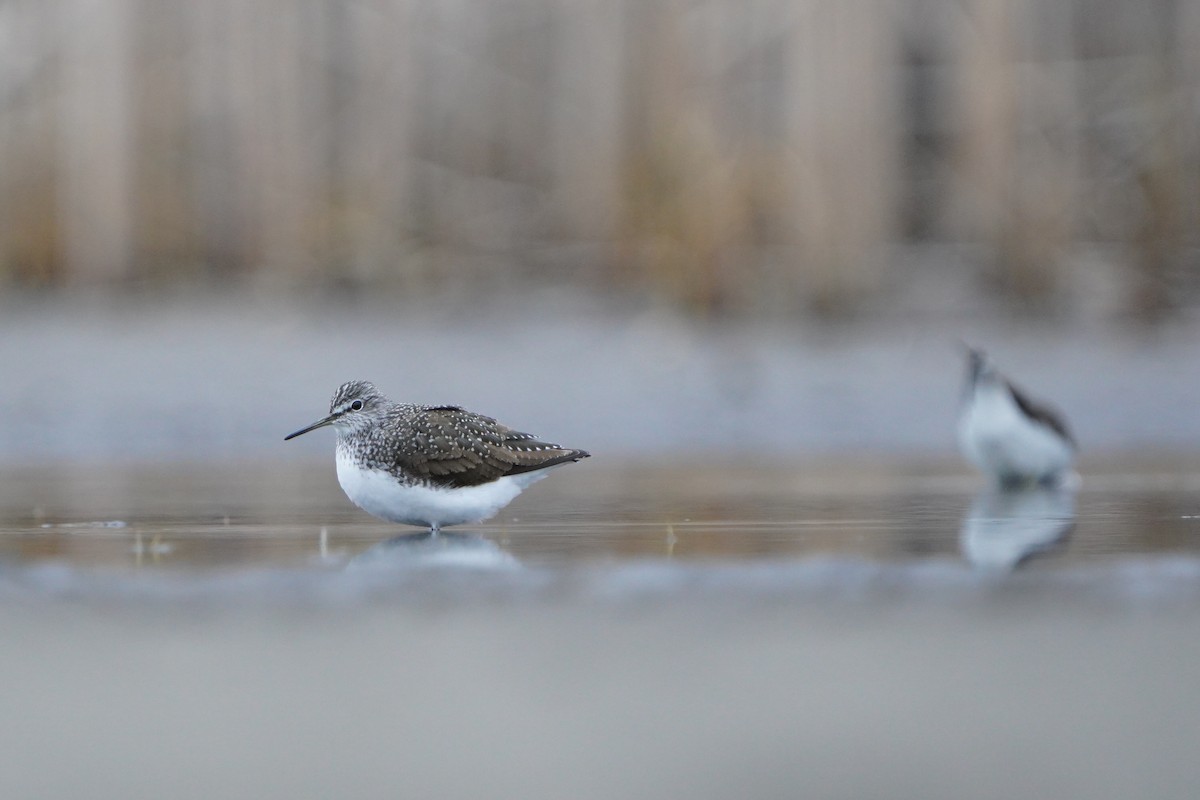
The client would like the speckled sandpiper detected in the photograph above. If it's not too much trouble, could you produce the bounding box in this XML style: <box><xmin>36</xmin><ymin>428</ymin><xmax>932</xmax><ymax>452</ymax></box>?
<box><xmin>285</xmin><ymin>380</ymin><xmax>589</xmax><ymax>534</ymax></box>
<box><xmin>957</xmin><ymin>347</ymin><xmax>1076</xmax><ymax>488</ymax></box>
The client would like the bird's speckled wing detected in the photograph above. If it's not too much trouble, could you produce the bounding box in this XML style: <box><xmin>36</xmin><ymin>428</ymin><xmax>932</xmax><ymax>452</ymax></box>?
<box><xmin>394</xmin><ymin>406</ymin><xmax>589</xmax><ymax>488</ymax></box>
<box><xmin>1007</xmin><ymin>382</ymin><xmax>1077</xmax><ymax>450</ymax></box>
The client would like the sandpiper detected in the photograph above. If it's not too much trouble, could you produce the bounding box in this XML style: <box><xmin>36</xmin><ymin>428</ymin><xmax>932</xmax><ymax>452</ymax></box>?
<box><xmin>285</xmin><ymin>381</ymin><xmax>589</xmax><ymax>534</ymax></box>
<box><xmin>957</xmin><ymin>347</ymin><xmax>1076</xmax><ymax>487</ymax></box>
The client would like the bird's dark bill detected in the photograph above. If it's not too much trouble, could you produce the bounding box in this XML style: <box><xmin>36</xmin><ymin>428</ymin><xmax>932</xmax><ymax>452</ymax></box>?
<box><xmin>284</xmin><ymin>415</ymin><xmax>336</xmax><ymax>441</ymax></box>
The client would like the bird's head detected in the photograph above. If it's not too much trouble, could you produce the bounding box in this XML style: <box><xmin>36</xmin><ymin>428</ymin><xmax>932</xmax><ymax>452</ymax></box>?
<box><xmin>284</xmin><ymin>380</ymin><xmax>387</xmax><ymax>440</ymax></box>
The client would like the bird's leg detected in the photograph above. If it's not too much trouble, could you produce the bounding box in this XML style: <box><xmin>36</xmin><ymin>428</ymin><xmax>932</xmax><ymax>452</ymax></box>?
<box><xmin>428</xmin><ymin>522</ymin><xmax>441</xmax><ymax>538</ymax></box>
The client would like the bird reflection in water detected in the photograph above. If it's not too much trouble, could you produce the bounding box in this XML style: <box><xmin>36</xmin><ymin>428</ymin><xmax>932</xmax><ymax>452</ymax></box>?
<box><xmin>346</xmin><ymin>531</ymin><xmax>520</xmax><ymax>572</ymax></box>
<box><xmin>960</xmin><ymin>486</ymin><xmax>1076</xmax><ymax>572</ymax></box>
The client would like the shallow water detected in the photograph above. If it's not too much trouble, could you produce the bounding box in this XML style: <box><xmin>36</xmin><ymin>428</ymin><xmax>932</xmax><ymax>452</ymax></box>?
<box><xmin>4</xmin><ymin>459</ymin><xmax>1200</xmax><ymax>800</ymax></box>
<box><xmin>3</xmin><ymin>459</ymin><xmax>1198</xmax><ymax>578</ymax></box>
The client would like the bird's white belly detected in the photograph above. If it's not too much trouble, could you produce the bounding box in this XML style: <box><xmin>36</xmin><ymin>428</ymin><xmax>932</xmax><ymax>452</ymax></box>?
<box><xmin>335</xmin><ymin>451</ymin><xmax>546</xmax><ymax>527</ymax></box>
<box><xmin>958</xmin><ymin>390</ymin><xmax>1072</xmax><ymax>484</ymax></box>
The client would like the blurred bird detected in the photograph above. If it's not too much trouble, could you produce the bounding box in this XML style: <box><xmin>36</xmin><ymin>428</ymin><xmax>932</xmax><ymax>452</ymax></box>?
<box><xmin>957</xmin><ymin>348</ymin><xmax>1076</xmax><ymax>488</ymax></box>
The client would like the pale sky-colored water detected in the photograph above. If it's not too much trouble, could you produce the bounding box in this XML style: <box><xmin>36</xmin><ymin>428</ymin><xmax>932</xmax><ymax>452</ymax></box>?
<box><xmin>2</xmin><ymin>460</ymin><xmax>1200</xmax><ymax>798</ymax></box>
<box><xmin>3</xmin><ymin>296</ymin><xmax>1200</xmax><ymax>800</ymax></box>
<box><xmin>1</xmin><ymin>292</ymin><xmax>1198</xmax><ymax>462</ymax></box>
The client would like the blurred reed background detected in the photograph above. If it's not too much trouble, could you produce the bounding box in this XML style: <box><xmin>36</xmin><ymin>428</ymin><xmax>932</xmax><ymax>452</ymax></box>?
<box><xmin>0</xmin><ymin>0</ymin><xmax>1197</xmax><ymax>320</ymax></box>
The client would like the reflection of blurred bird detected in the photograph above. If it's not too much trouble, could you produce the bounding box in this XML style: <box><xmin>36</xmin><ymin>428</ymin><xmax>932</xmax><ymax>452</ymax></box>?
<box><xmin>958</xmin><ymin>348</ymin><xmax>1076</xmax><ymax>488</ymax></box>
<box><xmin>286</xmin><ymin>380</ymin><xmax>589</xmax><ymax>534</ymax></box>
<box><xmin>347</xmin><ymin>531</ymin><xmax>520</xmax><ymax>572</ymax></box>
<box><xmin>960</xmin><ymin>486</ymin><xmax>1076</xmax><ymax>571</ymax></box>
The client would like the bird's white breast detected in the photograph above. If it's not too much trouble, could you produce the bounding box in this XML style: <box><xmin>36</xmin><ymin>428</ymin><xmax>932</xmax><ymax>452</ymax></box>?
<box><xmin>334</xmin><ymin>449</ymin><xmax>547</xmax><ymax>528</ymax></box>
<box><xmin>958</xmin><ymin>383</ymin><xmax>1073</xmax><ymax>485</ymax></box>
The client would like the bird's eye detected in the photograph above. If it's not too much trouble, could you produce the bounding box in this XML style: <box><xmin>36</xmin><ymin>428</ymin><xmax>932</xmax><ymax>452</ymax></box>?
<box><xmin>350</xmin><ymin>400</ymin><xmax>363</xmax><ymax>411</ymax></box>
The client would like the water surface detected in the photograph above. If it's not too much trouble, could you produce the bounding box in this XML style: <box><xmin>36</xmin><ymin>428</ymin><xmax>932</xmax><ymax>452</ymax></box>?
<box><xmin>3</xmin><ymin>459</ymin><xmax>1200</xmax><ymax>800</ymax></box>
<box><xmin>2</xmin><ymin>459</ymin><xmax>1198</xmax><ymax>578</ymax></box>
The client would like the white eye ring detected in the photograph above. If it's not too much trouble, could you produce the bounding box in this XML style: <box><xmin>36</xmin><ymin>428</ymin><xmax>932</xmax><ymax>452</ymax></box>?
<box><xmin>350</xmin><ymin>400</ymin><xmax>364</xmax><ymax>411</ymax></box>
